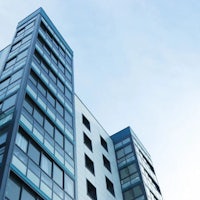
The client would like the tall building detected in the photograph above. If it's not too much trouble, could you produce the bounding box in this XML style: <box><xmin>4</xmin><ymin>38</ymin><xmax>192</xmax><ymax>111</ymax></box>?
<box><xmin>0</xmin><ymin>8</ymin><xmax>75</xmax><ymax>200</ymax></box>
<box><xmin>0</xmin><ymin>8</ymin><xmax>162</xmax><ymax>200</ymax></box>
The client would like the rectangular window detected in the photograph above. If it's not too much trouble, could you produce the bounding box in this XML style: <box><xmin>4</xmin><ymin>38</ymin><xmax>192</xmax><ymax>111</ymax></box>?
<box><xmin>82</xmin><ymin>114</ymin><xmax>90</xmax><ymax>131</ymax></box>
<box><xmin>85</xmin><ymin>154</ymin><xmax>95</xmax><ymax>175</ymax></box>
<box><xmin>83</xmin><ymin>133</ymin><xmax>92</xmax><ymax>151</ymax></box>
<box><xmin>33</xmin><ymin>107</ymin><xmax>44</xmax><ymax>126</ymax></box>
<box><xmin>41</xmin><ymin>154</ymin><xmax>52</xmax><ymax>177</ymax></box>
<box><xmin>55</xmin><ymin>129</ymin><xmax>64</xmax><ymax>148</ymax></box>
<box><xmin>53</xmin><ymin>163</ymin><xmax>63</xmax><ymax>187</ymax></box>
<box><xmin>44</xmin><ymin>118</ymin><xmax>54</xmax><ymax>137</ymax></box>
<box><xmin>23</xmin><ymin>96</ymin><xmax>33</xmax><ymax>114</ymax></box>
<box><xmin>28</xmin><ymin>142</ymin><xmax>40</xmax><ymax>165</ymax></box>
<box><xmin>64</xmin><ymin>174</ymin><xmax>74</xmax><ymax>198</ymax></box>
<box><xmin>86</xmin><ymin>179</ymin><xmax>97</xmax><ymax>200</ymax></box>
<box><xmin>65</xmin><ymin>139</ymin><xmax>73</xmax><ymax>158</ymax></box>
<box><xmin>0</xmin><ymin>129</ymin><xmax>8</xmax><ymax>146</ymax></box>
<box><xmin>105</xmin><ymin>177</ymin><xmax>115</xmax><ymax>196</ymax></box>
<box><xmin>15</xmin><ymin>132</ymin><xmax>28</xmax><ymax>153</ymax></box>
<box><xmin>103</xmin><ymin>155</ymin><xmax>111</xmax><ymax>172</ymax></box>
<box><xmin>100</xmin><ymin>136</ymin><xmax>108</xmax><ymax>151</ymax></box>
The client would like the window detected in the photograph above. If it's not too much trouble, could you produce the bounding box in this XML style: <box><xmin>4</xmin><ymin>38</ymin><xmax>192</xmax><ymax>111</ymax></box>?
<box><xmin>57</xmin><ymin>79</ymin><xmax>64</xmax><ymax>92</ymax></box>
<box><xmin>33</xmin><ymin>107</ymin><xmax>44</xmax><ymax>126</ymax></box>
<box><xmin>21</xmin><ymin>187</ymin><xmax>36</xmax><ymax>200</ymax></box>
<box><xmin>53</xmin><ymin>163</ymin><xmax>63</xmax><ymax>187</ymax></box>
<box><xmin>82</xmin><ymin>114</ymin><xmax>90</xmax><ymax>131</ymax></box>
<box><xmin>100</xmin><ymin>136</ymin><xmax>108</xmax><ymax>151</ymax></box>
<box><xmin>0</xmin><ymin>129</ymin><xmax>8</xmax><ymax>146</ymax></box>
<box><xmin>44</xmin><ymin>118</ymin><xmax>54</xmax><ymax>137</ymax></box>
<box><xmin>103</xmin><ymin>155</ymin><xmax>111</xmax><ymax>172</ymax></box>
<box><xmin>65</xmin><ymin>139</ymin><xmax>73</xmax><ymax>158</ymax></box>
<box><xmin>41</xmin><ymin>154</ymin><xmax>52</xmax><ymax>177</ymax></box>
<box><xmin>55</xmin><ymin>129</ymin><xmax>63</xmax><ymax>147</ymax></box>
<box><xmin>105</xmin><ymin>177</ymin><xmax>115</xmax><ymax>196</ymax></box>
<box><xmin>116</xmin><ymin>144</ymin><xmax>132</xmax><ymax>159</ymax></box>
<box><xmin>23</xmin><ymin>96</ymin><xmax>33</xmax><ymax>114</ymax></box>
<box><xmin>85</xmin><ymin>154</ymin><xmax>95</xmax><ymax>175</ymax></box>
<box><xmin>56</xmin><ymin>101</ymin><xmax>64</xmax><ymax>116</ymax></box>
<box><xmin>37</xmin><ymin>81</ymin><xmax>46</xmax><ymax>96</ymax></box>
<box><xmin>83</xmin><ymin>133</ymin><xmax>92</xmax><ymax>151</ymax></box>
<box><xmin>86</xmin><ymin>179</ymin><xmax>97</xmax><ymax>200</ymax></box>
<box><xmin>2</xmin><ymin>93</ymin><xmax>17</xmax><ymax>112</ymax></box>
<box><xmin>65</xmin><ymin>110</ymin><xmax>73</xmax><ymax>127</ymax></box>
<box><xmin>6</xmin><ymin>176</ymin><xmax>20</xmax><ymax>200</ymax></box>
<box><xmin>16</xmin><ymin>132</ymin><xmax>28</xmax><ymax>153</ymax></box>
<box><xmin>64</xmin><ymin>174</ymin><xmax>74</xmax><ymax>198</ymax></box>
<box><xmin>47</xmin><ymin>92</ymin><xmax>55</xmax><ymax>106</ymax></box>
<box><xmin>28</xmin><ymin>143</ymin><xmax>40</xmax><ymax>165</ymax></box>
<box><xmin>123</xmin><ymin>185</ymin><xmax>143</xmax><ymax>199</ymax></box>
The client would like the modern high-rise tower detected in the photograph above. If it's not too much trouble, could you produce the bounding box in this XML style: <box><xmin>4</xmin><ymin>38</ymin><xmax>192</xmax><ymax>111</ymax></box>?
<box><xmin>0</xmin><ymin>8</ymin><xmax>163</xmax><ymax>200</ymax></box>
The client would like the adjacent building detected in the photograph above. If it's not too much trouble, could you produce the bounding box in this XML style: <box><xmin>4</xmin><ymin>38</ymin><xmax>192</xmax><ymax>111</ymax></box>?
<box><xmin>0</xmin><ymin>8</ymin><xmax>162</xmax><ymax>200</ymax></box>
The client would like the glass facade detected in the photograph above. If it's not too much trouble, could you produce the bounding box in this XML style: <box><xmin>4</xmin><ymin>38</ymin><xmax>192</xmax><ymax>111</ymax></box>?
<box><xmin>111</xmin><ymin>127</ymin><xmax>162</xmax><ymax>200</ymax></box>
<box><xmin>0</xmin><ymin>8</ymin><xmax>75</xmax><ymax>200</ymax></box>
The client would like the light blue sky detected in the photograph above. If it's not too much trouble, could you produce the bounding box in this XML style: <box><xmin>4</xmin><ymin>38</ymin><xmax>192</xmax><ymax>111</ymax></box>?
<box><xmin>1</xmin><ymin>1</ymin><xmax>200</xmax><ymax>199</ymax></box>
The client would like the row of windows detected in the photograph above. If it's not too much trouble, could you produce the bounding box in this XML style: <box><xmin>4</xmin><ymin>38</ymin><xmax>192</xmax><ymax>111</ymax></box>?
<box><xmin>14</xmin><ymin>129</ymin><xmax>74</xmax><ymax>199</ymax></box>
<box><xmin>31</xmin><ymin>55</ymin><xmax>72</xmax><ymax>102</ymax></box>
<box><xmin>86</xmin><ymin>176</ymin><xmax>115</xmax><ymax>200</ymax></box>
<box><xmin>123</xmin><ymin>185</ymin><xmax>144</xmax><ymax>200</ymax></box>
<box><xmin>16</xmin><ymin>20</ymin><xmax>35</xmax><ymax>38</ymax></box>
<box><xmin>0</xmin><ymin>56</ymin><xmax>26</xmax><ymax>83</ymax></box>
<box><xmin>84</xmin><ymin>152</ymin><xmax>111</xmax><ymax>175</ymax></box>
<box><xmin>11</xmin><ymin>33</ymin><xmax>32</xmax><ymax>54</ymax></box>
<box><xmin>34</xmin><ymin>47</ymin><xmax>72</xmax><ymax>89</ymax></box>
<box><xmin>83</xmin><ymin>131</ymin><xmax>111</xmax><ymax>172</ymax></box>
<box><xmin>25</xmin><ymin>82</ymin><xmax>73</xmax><ymax>140</ymax></box>
<box><xmin>116</xmin><ymin>144</ymin><xmax>133</xmax><ymax>160</ymax></box>
<box><xmin>82</xmin><ymin>115</ymin><xmax>108</xmax><ymax>152</ymax></box>
<box><xmin>0</xmin><ymin>93</ymin><xmax>17</xmax><ymax>113</ymax></box>
<box><xmin>23</xmin><ymin>96</ymin><xmax>74</xmax><ymax>158</ymax></box>
<box><xmin>6</xmin><ymin>174</ymin><xmax>43</xmax><ymax>200</ymax></box>
<box><xmin>28</xmin><ymin>71</ymin><xmax>73</xmax><ymax>127</ymax></box>
<box><xmin>40</xmin><ymin>20</ymin><xmax>72</xmax><ymax>66</ymax></box>
<box><xmin>37</xmin><ymin>33</ymin><xmax>71</xmax><ymax>78</ymax></box>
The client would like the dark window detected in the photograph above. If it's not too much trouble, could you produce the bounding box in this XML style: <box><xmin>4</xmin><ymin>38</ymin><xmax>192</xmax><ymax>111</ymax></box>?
<box><xmin>103</xmin><ymin>155</ymin><xmax>111</xmax><ymax>172</ymax></box>
<box><xmin>86</xmin><ymin>179</ymin><xmax>97</xmax><ymax>200</ymax></box>
<box><xmin>82</xmin><ymin>114</ymin><xmax>90</xmax><ymax>131</ymax></box>
<box><xmin>105</xmin><ymin>177</ymin><xmax>115</xmax><ymax>196</ymax></box>
<box><xmin>49</xmin><ymin>70</ymin><xmax>56</xmax><ymax>83</ymax></box>
<box><xmin>47</xmin><ymin>91</ymin><xmax>55</xmax><ymax>106</ymax></box>
<box><xmin>100</xmin><ymin>136</ymin><xmax>108</xmax><ymax>151</ymax></box>
<box><xmin>38</xmin><ymin>81</ymin><xmax>46</xmax><ymax>96</ymax></box>
<box><xmin>23</xmin><ymin>96</ymin><xmax>33</xmax><ymax>114</ymax></box>
<box><xmin>29</xmin><ymin>70</ymin><xmax>37</xmax><ymax>86</ymax></box>
<box><xmin>83</xmin><ymin>133</ymin><xmax>92</xmax><ymax>151</ymax></box>
<box><xmin>85</xmin><ymin>154</ymin><xmax>95</xmax><ymax>175</ymax></box>
<box><xmin>21</xmin><ymin>187</ymin><xmax>36</xmax><ymax>200</ymax></box>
